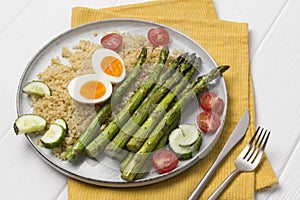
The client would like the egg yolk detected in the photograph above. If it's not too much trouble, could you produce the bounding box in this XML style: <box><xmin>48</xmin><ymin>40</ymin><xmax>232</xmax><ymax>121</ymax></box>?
<box><xmin>101</xmin><ymin>56</ymin><xmax>123</xmax><ymax>77</ymax></box>
<box><xmin>80</xmin><ymin>80</ymin><xmax>106</xmax><ymax>100</ymax></box>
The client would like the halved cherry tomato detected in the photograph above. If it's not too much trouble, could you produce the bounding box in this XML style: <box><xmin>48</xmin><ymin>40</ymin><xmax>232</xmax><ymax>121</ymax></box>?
<box><xmin>196</xmin><ymin>111</ymin><xmax>221</xmax><ymax>134</ymax></box>
<box><xmin>199</xmin><ymin>92</ymin><xmax>224</xmax><ymax>115</ymax></box>
<box><xmin>148</xmin><ymin>27</ymin><xmax>170</xmax><ymax>47</ymax></box>
<box><xmin>100</xmin><ymin>33</ymin><xmax>123</xmax><ymax>51</ymax></box>
<box><xmin>152</xmin><ymin>149</ymin><xmax>178</xmax><ymax>174</ymax></box>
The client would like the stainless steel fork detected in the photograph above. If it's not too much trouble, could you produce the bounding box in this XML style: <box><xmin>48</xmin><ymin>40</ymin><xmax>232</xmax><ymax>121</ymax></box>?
<box><xmin>208</xmin><ymin>126</ymin><xmax>271</xmax><ymax>200</ymax></box>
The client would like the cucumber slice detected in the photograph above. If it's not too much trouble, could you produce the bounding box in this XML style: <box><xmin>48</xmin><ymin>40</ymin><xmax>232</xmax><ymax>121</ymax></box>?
<box><xmin>14</xmin><ymin>114</ymin><xmax>47</xmax><ymax>135</ymax></box>
<box><xmin>40</xmin><ymin>124</ymin><xmax>66</xmax><ymax>148</ymax></box>
<box><xmin>169</xmin><ymin>128</ymin><xmax>193</xmax><ymax>160</ymax></box>
<box><xmin>178</xmin><ymin>124</ymin><xmax>200</xmax><ymax>147</ymax></box>
<box><xmin>22</xmin><ymin>80</ymin><xmax>51</xmax><ymax>97</ymax></box>
<box><xmin>169</xmin><ymin>125</ymin><xmax>202</xmax><ymax>160</ymax></box>
<box><xmin>54</xmin><ymin>118</ymin><xmax>68</xmax><ymax>132</ymax></box>
<box><xmin>169</xmin><ymin>139</ymin><xmax>193</xmax><ymax>160</ymax></box>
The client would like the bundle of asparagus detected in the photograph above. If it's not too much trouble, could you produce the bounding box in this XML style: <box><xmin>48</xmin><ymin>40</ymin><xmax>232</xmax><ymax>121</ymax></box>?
<box><xmin>65</xmin><ymin>46</ymin><xmax>229</xmax><ymax>182</ymax></box>
<box><xmin>104</xmin><ymin>54</ymin><xmax>199</xmax><ymax>160</ymax></box>
<box><xmin>121</xmin><ymin>65</ymin><xmax>229</xmax><ymax>181</ymax></box>
<box><xmin>85</xmin><ymin>46</ymin><xmax>170</xmax><ymax>159</ymax></box>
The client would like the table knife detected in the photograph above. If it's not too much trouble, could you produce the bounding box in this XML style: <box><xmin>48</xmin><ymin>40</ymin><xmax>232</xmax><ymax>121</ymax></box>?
<box><xmin>188</xmin><ymin>109</ymin><xmax>250</xmax><ymax>200</ymax></box>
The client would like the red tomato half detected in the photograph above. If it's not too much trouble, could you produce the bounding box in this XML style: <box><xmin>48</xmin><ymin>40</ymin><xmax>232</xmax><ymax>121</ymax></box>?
<box><xmin>152</xmin><ymin>149</ymin><xmax>178</xmax><ymax>174</ymax></box>
<box><xmin>148</xmin><ymin>27</ymin><xmax>170</xmax><ymax>47</ymax></box>
<box><xmin>100</xmin><ymin>33</ymin><xmax>123</xmax><ymax>51</ymax></box>
<box><xmin>199</xmin><ymin>92</ymin><xmax>224</xmax><ymax>115</ymax></box>
<box><xmin>196</xmin><ymin>111</ymin><xmax>221</xmax><ymax>134</ymax></box>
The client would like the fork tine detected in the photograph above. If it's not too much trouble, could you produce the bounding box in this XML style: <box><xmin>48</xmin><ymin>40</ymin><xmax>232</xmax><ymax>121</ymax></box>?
<box><xmin>249</xmin><ymin>129</ymin><xmax>271</xmax><ymax>163</ymax></box>
<box><xmin>256</xmin><ymin>129</ymin><xmax>267</xmax><ymax>150</ymax></box>
<box><xmin>249</xmin><ymin>126</ymin><xmax>260</xmax><ymax>146</ymax></box>
<box><xmin>243</xmin><ymin>126</ymin><xmax>262</xmax><ymax>160</ymax></box>
<box><xmin>254</xmin><ymin>127</ymin><xmax>264</xmax><ymax>147</ymax></box>
<box><xmin>247</xmin><ymin>128</ymin><xmax>265</xmax><ymax>161</ymax></box>
<box><xmin>261</xmin><ymin>130</ymin><xmax>271</xmax><ymax>151</ymax></box>
<box><xmin>245</xmin><ymin>127</ymin><xmax>265</xmax><ymax>161</ymax></box>
<box><xmin>248</xmin><ymin>129</ymin><xmax>267</xmax><ymax>163</ymax></box>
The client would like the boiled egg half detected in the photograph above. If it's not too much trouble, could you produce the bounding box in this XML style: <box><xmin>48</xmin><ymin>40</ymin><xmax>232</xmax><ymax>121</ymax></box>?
<box><xmin>92</xmin><ymin>48</ymin><xmax>126</xmax><ymax>84</ymax></box>
<box><xmin>68</xmin><ymin>74</ymin><xmax>112</xmax><ymax>104</ymax></box>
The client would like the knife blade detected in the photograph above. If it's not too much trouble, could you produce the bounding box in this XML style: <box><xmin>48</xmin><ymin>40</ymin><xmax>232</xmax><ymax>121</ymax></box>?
<box><xmin>188</xmin><ymin>109</ymin><xmax>250</xmax><ymax>200</ymax></box>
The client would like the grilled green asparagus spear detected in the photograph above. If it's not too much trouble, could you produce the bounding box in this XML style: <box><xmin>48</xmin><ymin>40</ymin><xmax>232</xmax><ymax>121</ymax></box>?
<box><xmin>65</xmin><ymin>104</ymin><xmax>111</xmax><ymax>161</ymax></box>
<box><xmin>65</xmin><ymin>48</ymin><xmax>148</xmax><ymax>162</ymax></box>
<box><xmin>121</xmin><ymin>65</ymin><xmax>230</xmax><ymax>181</ymax></box>
<box><xmin>132</xmin><ymin>117</ymin><xmax>180</xmax><ymax>180</ymax></box>
<box><xmin>126</xmin><ymin>57</ymin><xmax>201</xmax><ymax>152</ymax></box>
<box><xmin>119</xmin><ymin>118</ymin><xmax>179</xmax><ymax>180</ymax></box>
<box><xmin>85</xmin><ymin>46</ymin><xmax>169</xmax><ymax>159</ymax></box>
<box><xmin>104</xmin><ymin>55</ymin><xmax>196</xmax><ymax>160</ymax></box>
<box><xmin>133</xmin><ymin>52</ymin><xmax>189</xmax><ymax>109</ymax></box>
<box><xmin>153</xmin><ymin>52</ymin><xmax>188</xmax><ymax>90</ymax></box>
<box><xmin>111</xmin><ymin>47</ymin><xmax>147</xmax><ymax>106</ymax></box>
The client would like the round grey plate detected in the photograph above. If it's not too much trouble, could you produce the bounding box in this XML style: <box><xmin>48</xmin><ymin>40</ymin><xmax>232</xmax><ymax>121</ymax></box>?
<box><xmin>16</xmin><ymin>19</ymin><xmax>227</xmax><ymax>187</ymax></box>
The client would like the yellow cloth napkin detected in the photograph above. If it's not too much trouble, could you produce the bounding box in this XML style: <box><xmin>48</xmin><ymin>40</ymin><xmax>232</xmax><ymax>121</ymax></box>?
<box><xmin>69</xmin><ymin>0</ymin><xmax>278</xmax><ymax>199</ymax></box>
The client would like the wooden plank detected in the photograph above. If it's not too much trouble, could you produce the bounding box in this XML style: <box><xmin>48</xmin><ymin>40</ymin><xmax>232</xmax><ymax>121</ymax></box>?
<box><xmin>251</xmin><ymin>0</ymin><xmax>300</xmax><ymax>199</ymax></box>
<box><xmin>261</xmin><ymin>141</ymin><xmax>300</xmax><ymax>200</ymax></box>
<box><xmin>0</xmin><ymin>129</ymin><xmax>67</xmax><ymax>200</ymax></box>
<box><xmin>0</xmin><ymin>0</ymin><xmax>36</xmax><ymax>141</ymax></box>
<box><xmin>0</xmin><ymin>0</ymin><xmax>33</xmax><ymax>34</ymax></box>
<box><xmin>214</xmin><ymin>0</ymin><xmax>288</xmax><ymax>55</ymax></box>
<box><xmin>56</xmin><ymin>185</ymin><xmax>68</xmax><ymax>200</ymax></box>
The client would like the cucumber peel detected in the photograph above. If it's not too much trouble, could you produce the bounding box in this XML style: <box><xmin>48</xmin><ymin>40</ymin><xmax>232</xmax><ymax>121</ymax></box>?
<box><xmin>54</xmin><ymin>118</ymin><xmax>68</xmax><ymax>133</ymax></box>
<box><xmin>40</xmin><ymin>124</ymin><xmax>66</xmax><ymax>148</ymax></box>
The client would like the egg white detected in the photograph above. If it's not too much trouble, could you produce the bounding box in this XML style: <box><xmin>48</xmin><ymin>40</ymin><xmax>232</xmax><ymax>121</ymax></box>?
<box><xmin>92</xmin><ymin>48</ymin><xmax>126</xmax><ymax>84</ymax></box>
<box><xmin>68</xmin><ymin>74</ymin><xmax>112</xmax><ymax>104</ymax></box>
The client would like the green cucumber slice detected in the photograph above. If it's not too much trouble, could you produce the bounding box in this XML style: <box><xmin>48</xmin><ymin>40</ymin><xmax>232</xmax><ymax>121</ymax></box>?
<box><xmin>178</xmin><ymin>124</ymin><xmax>200</xmax><ymax>147</ymax></box>
<box><xmin>54</xmin><ymin>118</ymin><xmax>68</xmax><ymax>132</ymax></box>
<box><xmin>169</xmin><ymin>139</ymin><xmax>193</xmax><ymax>160</ymax></box>
<box><xmin>169</xmin><ymin>128</ymin><xmax>192</xmax><ymax>160</ymax></box>
<box><xmin>14</xmin><ymin>114</ymin><xmax>47</xmax><ymax>135</ymax></box>
<box><xmin>22</xmin><ymin>80</ymin><xmax>51</xmax><ymax>96</ymax></box>
<box><xmin>40</xmin><ymin>124</ymin><xmax>66</xmax><ymax>148</ymax></box>
<box><xmin>169</xmin><ymin>124</ymin><xmax>202</xmax><ymax>160</ymax></box>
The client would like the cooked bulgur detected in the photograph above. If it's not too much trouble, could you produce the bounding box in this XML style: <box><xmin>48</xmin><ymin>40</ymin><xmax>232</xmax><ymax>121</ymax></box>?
<box><xmin>31</xmin><ymin>33</ymin><xmax>177</xmax><ymax>160</ymax></box>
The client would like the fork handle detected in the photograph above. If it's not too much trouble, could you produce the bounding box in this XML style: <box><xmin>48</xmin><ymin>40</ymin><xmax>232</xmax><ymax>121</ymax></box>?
<box><xmin>208</xmin><ymin>169</ymin><xmax>241</xmax><ymax>200</ymax></box>
<box><xmin>188</xmin><ymin>156</ymin><xmax>226</xmax><ymax>200</ymax></box>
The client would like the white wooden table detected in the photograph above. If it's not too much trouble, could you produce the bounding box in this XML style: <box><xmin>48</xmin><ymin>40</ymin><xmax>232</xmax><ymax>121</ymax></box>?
<box><xmin>1</xmin><ymin>0</ymin><xmax>299</xmax><ymax>199</ymax></box>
